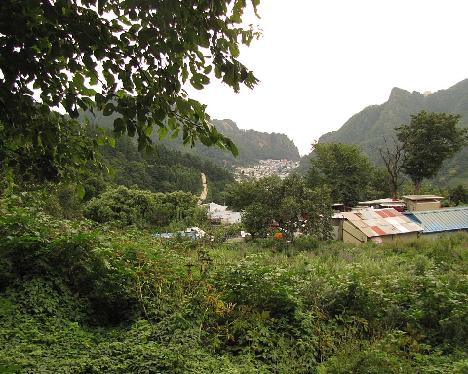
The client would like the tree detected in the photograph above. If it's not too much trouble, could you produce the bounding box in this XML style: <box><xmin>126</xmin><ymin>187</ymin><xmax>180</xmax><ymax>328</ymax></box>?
<box><xmin>302</xmin><ymin>187</ymin><xmax>333</xmax><ymax>241</ymax></box>
<box><xmin>0</xmin><ymin>112</ymin><xmax>104</xmax><ymax>186</ymax></box>
<box><xmin>449</xmin><ymin>185</ymin><xmax>467</xmax><ymax>206</ymax></box>
<box><xmin>242</xmin><ymin>202</ymin><xmax>273</xmax><ymax>239</ymax></box>
<box><xmin>396</xmin><ymin>111</ymin><xmax>468</xmax><ymax>193</ymax></box>
<box><xmin>378</xmin><ymin>136</ymin><xmax>405</xmax><ymax>198</ymax></box>
<box><xmin>306</xmin><ymin>143</ymin><xmax>374</xmax><ymax>207</ymax></box>
<box><xmin>0</xmin><ymin>0</ymin><xmax>261</xmax><ymax>177</ymax></box>
<box><xmin>225</xmin><ymin>176</ymin><xmax>282</xmax><ymax>211</ymax></box>
<box><xmin>234</xmin><ymin>175</ymin><xmax>332</xmax><ymax>239</ymax></box>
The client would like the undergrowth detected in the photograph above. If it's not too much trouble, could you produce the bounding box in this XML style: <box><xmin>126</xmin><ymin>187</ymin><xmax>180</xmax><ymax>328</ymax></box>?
<box><xmin>0</xmin><ymin>204</ymin><xmax>467</xmax><ymax>373</ymax></box>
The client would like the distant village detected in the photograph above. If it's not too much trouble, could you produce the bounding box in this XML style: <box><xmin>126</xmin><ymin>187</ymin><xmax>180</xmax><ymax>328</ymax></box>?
<box><xmin>234</xmin><ymin>159</ymin><xmax>300</xmax><ymax>181</ymax></box>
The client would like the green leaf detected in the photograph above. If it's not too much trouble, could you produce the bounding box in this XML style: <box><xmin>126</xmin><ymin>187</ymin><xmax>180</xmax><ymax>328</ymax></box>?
<box><xmin>168</xmin><ymin>116</ymin><xmax>177</xmax><ymax>130</ymax></box>
<box><xmin>144</xmin><ymin>125</ymin><xmax>153</xmax><ymax>136</ymax></box>
<box><xmin>103</xmin><ymin>102</ymin><xmax>115</xmax><ymax>116</ymax></box>
<box><xmin>229</xmin><ymin>43</ymin><xmax>240</xmax><ymax>58</ymax></box>
<box><xmin>98</xmin><ymin>0</ymin><xmax>107</xmax><ymax>14</ymax></box>
<box><xmin>158</xmin><ymin>126</ymin><xmax>168</xmax><ymax>140</ymax></box>
<box><xmin>76</xmin><ymin>184</ymin><xmax>86</xmax><ymax>200</ymax></box>
<box><xmin>226</xmin><ymin>140</ymin><xmax>239</xmax><ymax>156</ymax></box>
<box><xmin>108</xmin><ymin>136</ymin><xmax>116</xmax><ymax>148</ymax></box>
<box><xmin>251</xmin><ymin>0</ymin><xmax>261</xmax><ymax>17</ymax></box>
<box><xmin>171</xmin><ymin>128</ymin><xmax>180</xmax><ymax>139</ymax></box>
<box><xmin>190</xmin><ymin>77</ymin><xmax>204</xmax><ymax>90</ymax></box>
<box><xmin>176</xmin><ymin>98</ymin><xmax>191</xmax><ymax>115</ymax></box>
<box><xmin>113</xmin><ymin>117</ymin><xmax>125</xmax><ymax>133</ymax></box>
<box><xmin>73</xmin><ymin>73</ymin><xmax>84</xmax><ymax>87</ymax></box>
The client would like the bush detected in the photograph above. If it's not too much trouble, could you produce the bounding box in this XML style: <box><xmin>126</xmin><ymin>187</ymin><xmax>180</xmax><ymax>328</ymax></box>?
<box><xmin>292</xmin><ymin>235</ymin><xmax>319</xmax><ymax>251</ymax></box>
<box><xmin>84</xmin><ymin>186</ymin><xmax>200</xmax><ymax>227</ymax></box>
<box><xmin>0</xmin><ymin>208</ymin><xmax>138</xmax><ymax>324</ymax></box>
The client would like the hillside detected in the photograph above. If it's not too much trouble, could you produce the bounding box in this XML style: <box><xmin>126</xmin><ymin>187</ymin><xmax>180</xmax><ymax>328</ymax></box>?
<box><xmin>165</xmin><ymin>119</ymin><xmax>301</xmax><ymax>166</ymax></box>
<box><xmin>80</xmin><ymin>111</ymin><xmax>300</xmax><ymax>167</ymax></box>
<box><xmin>98</xmin><ymin>135</ymin><xmax>234</xmax><ymax>203</ymax></box>
<box><xmin>300</xmin><ymin>79</ymin><xmax>468</xmax><ymax>185</ymax></box>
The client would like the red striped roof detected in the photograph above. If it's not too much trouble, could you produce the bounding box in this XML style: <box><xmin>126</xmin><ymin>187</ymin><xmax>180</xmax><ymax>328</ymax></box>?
<box><xmin>342</xmin><ymin>208</ymin><xmax>423</xmax><ymax>238</ymax></box>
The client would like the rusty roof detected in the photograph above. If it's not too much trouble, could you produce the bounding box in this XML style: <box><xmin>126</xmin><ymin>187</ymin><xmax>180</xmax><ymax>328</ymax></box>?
<box><xmin>342</xmin><ymin>208</ymin><xmax>423</xmax><ymax>238</ymax></box>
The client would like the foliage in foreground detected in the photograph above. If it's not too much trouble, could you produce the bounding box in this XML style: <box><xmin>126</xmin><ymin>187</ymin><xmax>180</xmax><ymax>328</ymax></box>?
<box><xmin>0</xmin><ymin>204</ymin><xmax>467</xmax><ymax>373</ymax></box>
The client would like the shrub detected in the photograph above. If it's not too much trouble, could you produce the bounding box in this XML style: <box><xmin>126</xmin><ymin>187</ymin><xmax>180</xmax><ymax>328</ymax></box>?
<box><xmin>84</xmin><ymin>186</ymin><xmax>200</xmax><ymax>227</ymax></box>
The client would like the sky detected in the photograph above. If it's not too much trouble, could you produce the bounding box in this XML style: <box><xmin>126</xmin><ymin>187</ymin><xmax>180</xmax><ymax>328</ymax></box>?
<box><xmin>187</xmin><ymin>0</ymin><xmax>468</xmax><ymax>155</ymax></box>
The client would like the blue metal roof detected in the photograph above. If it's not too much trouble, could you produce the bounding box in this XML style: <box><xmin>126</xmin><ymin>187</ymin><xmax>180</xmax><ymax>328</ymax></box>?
<box><xmin>404</xmin><ymin>207</ymin><xmax>468</xmax><ymax>233</ymax></box>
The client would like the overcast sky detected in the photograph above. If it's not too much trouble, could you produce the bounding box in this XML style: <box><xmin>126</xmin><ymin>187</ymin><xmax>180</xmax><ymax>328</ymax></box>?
<box><xmin>187</xmin><ymin>0</ymin><xmax>468</xmax><ymax>155</ymax></box>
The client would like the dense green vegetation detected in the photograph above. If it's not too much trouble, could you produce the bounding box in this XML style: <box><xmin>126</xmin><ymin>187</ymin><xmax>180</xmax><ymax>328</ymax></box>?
<box><xmin>225</xmin><ymin>174</ymin><xmax>332</xmax><ymax>239</ymax></box>
<box><xmin>396</xmin><ymin>111</ymin><xmax>467</xmax><ymax>192</ymax></box>
<box><xmin>306</xmin><ymin>143</ymin><xmax>381</xmax><ymax>206</ymax></box>
<box><xmin>1</xmin><ymin>196</ymin><xmax>467</xmax><ymax>373</ymax></box>
<box><xmin>300</xmin><ymin>79</ymin><xmax>468</xmax><ymax>186</ymax></box>
<box><xmin>99</xmin><ymin>135</ymin><xmax>234</xmax><ymax>203</ymax></box>
<box><xmin>83</xmin><ymin>186</ymin><xmax>206</xmax><ymax>228</ymax></box>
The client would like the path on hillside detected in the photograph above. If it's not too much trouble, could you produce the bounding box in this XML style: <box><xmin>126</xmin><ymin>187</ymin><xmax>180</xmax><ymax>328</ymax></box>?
<box><xmin>198</xmin><ymin>173</ymin><xmax>207</xmax><ymax>204</ymax></box>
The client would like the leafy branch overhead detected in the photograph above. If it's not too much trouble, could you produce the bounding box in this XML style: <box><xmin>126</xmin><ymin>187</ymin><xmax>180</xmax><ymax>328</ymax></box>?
<box><xmin>0</xmin><ymin>0</ymin><xmax>261</xmax><ymax>155</ymax></box>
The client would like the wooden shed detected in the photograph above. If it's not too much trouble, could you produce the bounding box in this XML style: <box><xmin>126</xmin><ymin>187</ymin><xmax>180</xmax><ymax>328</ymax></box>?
<box><xmin>340</xmin><ymin>208</ymin><xmax>423</xmax><ymax>244</ymax></box>
<box><xmin>402</xmin><ymin>195</ymin><xmax>444</xmax><ymax>212</ymax></box>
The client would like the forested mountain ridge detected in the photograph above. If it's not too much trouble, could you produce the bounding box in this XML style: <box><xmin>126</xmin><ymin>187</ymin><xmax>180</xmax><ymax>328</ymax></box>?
<box><xmin>300</xmin><ymin>79</ymin><xmax>468</xmax><ymax>185</ymax></box>
<box><xmin>80</xmin><ymin>110</ymin><xmax>300</xmax><ymax>166</ymax></box>
<box><xmin>155</xmin><ymin>119</ymin><xmax>301</xmax><ymax>166</ymax></box>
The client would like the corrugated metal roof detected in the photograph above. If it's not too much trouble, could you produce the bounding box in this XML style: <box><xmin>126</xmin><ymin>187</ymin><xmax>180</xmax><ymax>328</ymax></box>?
<box><xmin>405</xmin><ymin>207</ymin><xmax>468</xmax><ymax>233</ymax></box>
<box><xmin>344</xmin><ymin>208</ymin><xmax>423</xmax><ymax>238</ymax></box>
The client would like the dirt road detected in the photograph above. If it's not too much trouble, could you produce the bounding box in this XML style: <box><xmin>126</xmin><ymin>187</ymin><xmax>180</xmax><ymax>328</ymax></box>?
<box><xmin>198</xmin><ymin>172</ymin><xmax>207</xmax><ymax>204</ymax></box>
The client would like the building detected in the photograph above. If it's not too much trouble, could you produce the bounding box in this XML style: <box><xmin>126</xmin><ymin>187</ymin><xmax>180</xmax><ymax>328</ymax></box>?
<box><xmin>357</xmin><ymin>198</ymin><xmax>406</xmax><ymax>212</ymax></box>
<box><xmin>405</xmin><ymin>206</ymin><xmax>468</xmax><ymax>238</ymax></box>
<box><xmin>338</xmin><ymin>208</ymin><xmax>423</xmax><ymax>244</ymax></box>
<box><xmin>154</xmin><ymin>227</ymin><xmax>206</xmax><ymax>240</ymax></box>
<box><xmin>204</xmin><ymin>202</ymin><xmax>242</xmax><ymax>224</ymax></box>
<box><xmin>332</xmin><ymin>212</ymin><xmax>345</xmax><ymax>240</ymax></box>
<box><xmin>402</xmin><ymin>195</ymin><xmax>444</xmax><ymax>212</ymax></box>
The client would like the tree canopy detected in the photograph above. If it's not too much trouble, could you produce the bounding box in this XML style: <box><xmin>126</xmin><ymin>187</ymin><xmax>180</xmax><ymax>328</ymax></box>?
<box><xmin>0</xmin><ymin>0</ymin><xmax>261</xmax><ymax>169</ymax></box>
<box><xmin>225</xmin><ymin>175</ymin><xmax>332</xmax><ymax>239</ymax></box>
<box><xmin>396</xmin><ymin>111</ymin><xmax>468</xmax><ymax>192</ymax></box>
<box><xmin>306</xmin><ymin>143</ymin><xmax>374</xmax><ymax>206</ymax></box>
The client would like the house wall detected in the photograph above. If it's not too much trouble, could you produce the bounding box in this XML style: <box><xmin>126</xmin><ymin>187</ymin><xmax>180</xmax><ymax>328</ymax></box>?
<box><xmin>342</xmin><ymin>220</ymin><xmax>367</xmax><ymax>244</ymax></box>
<box><xmin>378</xmin><ymin>232</ymin><xmax>420</xmax><ymax>243</ymax></box>
<box><xmin>405</xmin><ymin>200</ymin><xmax>441</xmax><ymax>212</ymax></box>
<box><xmin>332</xmin><ymin>218</ymin><xmax>343</xmax><ymax>240</ymax></box>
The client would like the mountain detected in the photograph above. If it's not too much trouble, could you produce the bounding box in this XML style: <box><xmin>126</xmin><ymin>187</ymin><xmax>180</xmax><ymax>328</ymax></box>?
<box><xmin>300</xmin><ymin>79</ymin><xmax>468</xmax><ymax>186</ymax></box>
<box><xmin>80</xmin><ymin>110</ymin><xmax>300</xmax><ymax>167</ymax></box>
<box><xmin>156</xmin><ymin>119</ymin><xmax>301</xmax><ymax>166</ymax></box>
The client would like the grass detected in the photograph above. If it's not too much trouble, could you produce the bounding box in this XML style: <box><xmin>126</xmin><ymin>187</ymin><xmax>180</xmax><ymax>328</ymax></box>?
<box><xmin>0</xmin><ymin>207</ymin><xmax>467</xmax><ymax>373</ymax></box>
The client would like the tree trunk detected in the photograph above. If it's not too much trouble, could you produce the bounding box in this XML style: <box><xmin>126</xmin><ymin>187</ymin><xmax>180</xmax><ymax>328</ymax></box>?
<box><xmin>414</xmin><ymin>180</ymin><xmax>422</xmax><ymax>194</ymax></box>
<box><xmin>391</xmin><ymin>180</ymin><xmax>398</xmax><ymax>199</ymax></box>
